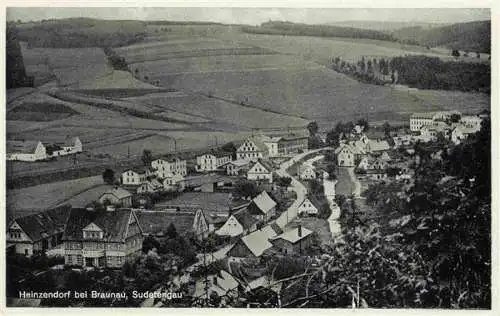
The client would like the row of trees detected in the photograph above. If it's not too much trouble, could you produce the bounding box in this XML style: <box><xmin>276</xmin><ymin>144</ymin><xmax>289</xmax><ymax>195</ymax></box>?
<box><xmin>103</xmin><ymin>47</ymin><xmax>130</xmax><ymax>71</ymax></box>
<box><xmin>331</xmin><ymin>54</ymin><xmax>490</xmax><ymax>93</ymax></box>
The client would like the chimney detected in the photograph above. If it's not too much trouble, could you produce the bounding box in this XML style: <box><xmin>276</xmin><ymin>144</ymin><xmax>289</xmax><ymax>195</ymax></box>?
<box><xmin>298</xmin><ymin>224</ymin><xmax>302</xmax><ymax>238</ymax></box>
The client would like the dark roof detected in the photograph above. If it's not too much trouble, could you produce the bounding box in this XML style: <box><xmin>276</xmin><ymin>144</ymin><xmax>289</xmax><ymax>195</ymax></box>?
<box><xmin>6</xmin><ymin>140</ymin><xmax>42</xmax><ymax>154</ymax></box>
<box><xmin>62</xmin><ymin>208</ymin><xmax>136</xmax><ymax>242</ymax></box>
<box><xmin>269</xmin><ymin>222</ymin><xmax>284</xmax><ymax>235</ymax></box>
<box><xmin>13</xmin><ymin>205</ymin><xmax>71</xmax><ymax>242</ymax></box>
<box><xmin>135</xmin><ymin>211</ymin><xmax>195</xmax><ymax>235</ymax></box>
<box><xmin>233</xmin><ymin>209</ymin><xmax>259</xmax><ymax>230</ymax></box>
<box><xmin>250</xmin><ymin>159</ymin><xmax>273</xmax><ymax>172</ymax></box>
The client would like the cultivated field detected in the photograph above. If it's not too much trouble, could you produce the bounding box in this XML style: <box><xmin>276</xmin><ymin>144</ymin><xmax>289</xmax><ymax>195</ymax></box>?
<box><xmin>6</xmin><ymin>175</ymin><xmax>105</xmax><ymax>220</ymax></box>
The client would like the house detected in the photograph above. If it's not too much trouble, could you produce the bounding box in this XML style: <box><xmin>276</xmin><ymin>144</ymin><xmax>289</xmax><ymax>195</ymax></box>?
<box><xmin>270</xmin><ymin>225</ymin><xmax>313</xmax><ymax>255</ymax></box>
<box><xmin>299</xmin><ymin>164</ymin><xmax>316</xmax><ymax>180</ymax></box>
<box><xmin>137</xmin><ymin>179</ymin><xmax>163</xmax><ymax>194</ymax></box>
<box><xmin>63</xmin><ymin>136</ymin><xmax>83</xmax><ymax>153</ymax></box>
<box><xmin>136</xmin><ymin>209</ymin><xmax>217</xmax><ymax>240</ymax></box>
<box><xmin>263</xmin><ymin>134</ymin><xmax>309</xmax><ymax>157</ymax></box>
<box><xmin>236</xmin><ymin>136</ymin><xmax>269</xmax><ymax>161</ymax></box>
<box><xmin>410</xmin><ymin>111</ymin><xmax>460</xmax><ymax>132</ymax></box>
<box><xmin>297</xmin><ymin>195</ymin><xmax>322</xmax><ymax>216</ymax></box>
<box><xmin>98</xmin><ymin>187</ymin><xmax>133</xmax><ymax>207</ymax></box>
<box><xmin>121</xmin><ymin>168</ymin><xmax>152</xmax><ymax>186</ymax></box>
<box><xmin>151</xmin><ymin>158</ymin><xmax>187</xmax><ymax>178</ymax></box>
<box><xmin>357</xmin><ymin>156</ymin><xmax>371</xmax><ymax>170</ymax></box>
<box><xmin>460</xmin><ymin>115</ymin><xmax>482</xmax><ymax>130</ymax></box>
<box><xmin>196</xmin><ymin>153</ymin><xmax>232</xmax><ymax>172</ymax></box>
<box><xmin>451</xmin><ymin>126</ymin><xmax>479</xmax><ymax>145</ymax></box>
<box><xmin>368</xmin><ymin>169</ymin><xmax>388</xmax><ymax>181</ymax></box>
<box><xmin>6</xmin><ymin>205</ymin><xmax>70</xmax><ymax>257</ymax></box>
<box><xmin>247</xmin><ymin>159</ymin><xmax>274</xmax><ymax>183</ymax></box>
<box><xmin>226</xmin><ymin>159</ymin><xmax>252</xmax><ymax>176</ymax></box>
<box><xmin>194</xmin><ymin>270</ymin><xmax>240</xmax><ymax>299</ymax></box>
<box><xmin>335</xmin><ymin>144</ymin><xmax>365</xmax><ymax>167</ymax></box>
<box><xmin>162</xmin><ymin>173</ymin><xmax>185</xmax><ymax>191</ymax></box>
<box><xmin>216</xmin><ymin>209</ymin><xmax>259</xmax><ymax>237</ymax></box>
<box><xmin>6</xmin><ymin>140</ymin><xmax>47</xmax><ymax>161</ymax></box>
<box><xmin>379</xmin><ymin>151</ymin><xmax>392</xmax><ymax>162</ymax></box>
<box><xmin>369</xmin><ymin>157</ymin><xmax>388</xmax><ymax>170</ymax></box>
<box><xmin>227</xmin><ymin>229</ymin><xmax>274</xmax><ymax>258</ymax></box>
<box><xmin>247</xmin><ymin>191</ymin><xmax>277</xmax><ymax>223</ymax></box>
<box><xmin>62</xmin><ymin>208</ymin><xmax>143</xmax><ymax>268</ymax></box>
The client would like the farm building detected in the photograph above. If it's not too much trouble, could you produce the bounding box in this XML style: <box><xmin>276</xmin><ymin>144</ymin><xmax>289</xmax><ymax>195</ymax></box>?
<box><xmin>6</xmin><ymin>140</ymin><xmax>47</xmax><ymax>162</ymax></box>
<box><xmin>98</xmin><ymin>187</ymin><xmax>133</xmax><ymax>207</ymax></box>
<box><xmin>226</xmin><ymin>159</ymin><xmax>252</xmax><ymax>176</ymax></box>
<box><xmin>236</xmin><ymin>136</ymin><xmax>269</xmax><ymax>161</ymax></box>
<box><xmin>270</xmin><ymin>225</ymin><xmax>313</xmax><ymax>255</ymax></box>
<box><xmin>151</xmin><ymin>158</ymin><xmax>187</xmax><ymax>178</ymax></box>
<box><xmin>262</xmin><ymin>133</ymin><xmax>308</xmax><ymax>157</ymax></box>
<box><xmin>460</xmin><ymin>115</ymin><xmax>482</xmax><ymax>130</ymax></box>
<box><xmin>216</xmin><ymin>209</ymin><xmax>259</xmax><ymax>237</ymax></box>
<box><xmin>122</xmin><ymin>167</ymin><xmax>153</xmax><ymax>186</ymax></box>
<box><xmin>247</xmin><ymin>191</ymin><xmax>277</xmax><ymax>223</ymax></box>
<box><xmin>297</xmin><ymin>195</ymin><xmax>322</xmax><ymax>216</ymax></box>
<box><xmin>62</xmin><ymin>208</ymin><xmax>143</xmax><ymax>268</ymax></box>
<box><xmin>366</xmin><ymin>139</ymin><xmax>391</xmax><ymax>153</ymax></box>
<box><xmin>247</xmin><ymin>159</ymin><xmax>274</xmax><ymax>183</ymax></box>
<box><xmin>196</xmin><ymin>152</ymin><xmax>232</xmax><ymax>172</ymax></box>
<box><xmin>135</xmin><ymin>209</ymin><xmax>218</xmax><ymax>240</ymax></box>
<box><xmin>46</xmin><ymin>137</ymin><xmax>83</xmax><ymax>157</ymax></box>
<box><xmin>6</xmin><ymin>205</ymin><xmax>70</xmax><ymax>257</ymax></box>
<box><xmin>227</xmin><ymin>229</ymin><xmax>274</xmax><ymax>258</ymax></box>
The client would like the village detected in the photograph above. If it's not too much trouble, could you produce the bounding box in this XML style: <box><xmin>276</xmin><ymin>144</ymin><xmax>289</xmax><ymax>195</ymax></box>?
<box><xmin>6</xmin><ymin>109</ymin><xmax>487</xmax><ymax>307</ymax></box>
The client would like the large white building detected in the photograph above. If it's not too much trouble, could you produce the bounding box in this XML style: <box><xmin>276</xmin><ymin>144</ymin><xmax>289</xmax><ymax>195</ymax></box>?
<box><xmin>262</xmin><ymin>134</ymin><xmax>309</xmax><ymax>157</ymax></box>
<box><xmin>410</xmin><ymin>111</ymin><xmax>462</xmax><ymax>132</ymax></box>
<box><xmin>195</xmin><ymin>153</ymin><xmax>232</xmax><ymax>172</ymax></box>
<box><xmin>121</xmin><ymin>168</ymin><xmax>153</xmax><ymax>185</ymax></box>
<box><xmin>151</xmin><ymin>158</ymin><xmax>187</xmax><ymax>178</ymax></box>
<box><xmin>236</xmin><ymin>136</ymin><xmax>269</xmax><ymax>161</ymax></box>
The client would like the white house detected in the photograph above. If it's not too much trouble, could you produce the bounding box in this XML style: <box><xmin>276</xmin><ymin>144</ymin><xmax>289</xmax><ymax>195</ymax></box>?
<box><xmin>226</xmin><ymin>159</ymin><xmax>252</xmax><ymax>176</ymax></box>
<box><xmin>196</xmin><ymin>153</ymin><xmax>232</xmax><ymax>172</ymax></box>
<box><xmin>369</xmin><ymin>157</ymin><xmax>388</xmax><ymax>170</ymax></box>
<box><xmin>298</xmin><ymin>195</ymin><xmax>322</xmax><ymax>216</ymax></box>
<box><xmin>357</xmin><ymin>156</ymin><xmax>371</xmax><ymax>170</ymax></box>
<box><xmin>122</xmin><ymin>168</ymin><xmax>152</xmax><ymax>185</ymax></box>
<box><xmin>460</xmin><ymin>115</ymin><xmax>482</xmax><ymax>130</ymax></box>
<box><xmin>216</xmin><ymin>209</ymin><xmax>259</xmax><ymax>237</ymax></box>
<box><xmin>247</xmin><ymin>159</ymin><xmax>274</xmax><ymax>183</ymax></box>
<box><xmin>451</xmin><ymin>126</ymin><xmax>478</xmax><ymax>145</ymax></box>
<box><xmin>6</xmin><ymin>140</ymin><xmax>47</xmax><ymax>162</ymax></box>
<box><xmin>236</xmin><ymin>136</ymin><xmax>268</xmax><ymax>161</ymax></box>
<box><xmin>299</xmin><ymin>164</ymin><xmax>316</xmax><ymax>180</ymax></box>
<box><xmin>137</xmin><ymin>179</ymin><xmax>163</xmax><ymax>194</ymax></box>
<box><xmin>247</xmin><ymin>191</ymin><xmax>277</xmax><ymax>223</ymax></box>
<box><xmin>152</xmin><ymin>158</ymin><xmax>187</xmax><ymax>178</ymax></box>
<box><xmin>335</xmin><ymin>144</ymin><xmax>365</xmax><ymax>167</ymax></box>
<box><xmin>410</xmin><ymin>111</ymin><xmax>461</xmax><ymax>132</ymax></box>
<box><xmin>62</xmin><ymin>137</ymin><xmax>83</xmax><ymax>154</ymax></box>
<box><xmin>162</xmin><ymin>173</ymin><xmax>185</xmax><ymax>191</ymax></box>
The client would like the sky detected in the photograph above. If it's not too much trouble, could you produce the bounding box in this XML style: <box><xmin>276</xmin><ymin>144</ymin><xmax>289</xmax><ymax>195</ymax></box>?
<box><xmin>6</xmin><ymin>8</ymin><xmax>490</xmax><ymax>25</ymax></box>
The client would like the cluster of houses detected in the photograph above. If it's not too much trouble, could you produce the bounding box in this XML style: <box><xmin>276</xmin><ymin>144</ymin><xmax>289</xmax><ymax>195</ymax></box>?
<box><xmin>408</xmin><ymin>111</ymin><xmax>484</xmax><ymax>145</ymax></box>
<box><xmin>6</xmin><ymin>137</ymin><xmax>83</xmax><ymax>162</ymax></box>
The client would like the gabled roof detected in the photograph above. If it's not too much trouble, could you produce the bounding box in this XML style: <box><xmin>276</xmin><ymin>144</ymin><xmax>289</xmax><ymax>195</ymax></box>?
<box><xmin>63</xmin><ymin>208</ymin><xmax>137</xmax><ymax>242</ymax></box>
<box><xmin>335</xmin><ymin>143</ymin><xmax>365</xmax><ymax>155</ymax></box>
<box><xmin>6</xmin><ymin>140</ymin><xmax>43</xmax><ymax>154</ymax></box>
<box><xmin>240</xmin><ymin>229</ymin><xmax>274</xmax><ymax>257</ymax></box>
<box><xmin>249</xmin><ymin>159</ymin><xmax>273</xmax><ymax>173</ymax></box>
<box><xmin>300</xmin><ymin>194</ymin><xmax>323</xmax><ymax>210</ymax></box>
<box><xmin>135</xmin><ymin>211</ymin><xmax>196</xmax><ymax>235</ymax></box>
<box><xmin>63</xmin><ymin>136</ymin><xmax>80</xmax><ymax>147</ymax></box>
<box><xmin>100</xmin><ymin>187</ymin><xmax>132</xmax><ymax>200</ymax></box>
<box><xmin>216</xmin><ymin>270</ymin><xmax>239</xmax><ymax>293</ymax></box>
<box><xmin>248</xmin><ymin>191</ymin><xmax>277</xmax><ymax>215</ymax></box>
<box><xmin>239</xmin><ymin>136</ymin><xmax>268</xmax><ymax>153</ymax></box>
<box><xmin>228</xmin><ymin>159</ymin><xmax>252</xmax><ymax>167</ymax></box>
<box><xmin>233</xmin><ymin>209</ymin><xmax>259</xmax><ymax>230</ymax></box>
<box><xmin>203</xmin><ymin>151</ymin><xmax>232</xmax><ymax>158</ymax></box>
<box><xmin>12</xmin><ymin>205</ymin><xmax>71</xmax><ymax>242</ymax></box>
<box><xmin>271</xmin><ymin>226</ymin><xmax>313</xmax><ymax>244</ymax></box>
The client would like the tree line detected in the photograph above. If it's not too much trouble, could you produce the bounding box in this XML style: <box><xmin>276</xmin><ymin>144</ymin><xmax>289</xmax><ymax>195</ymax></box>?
<box><xmin>331</xmin><ymin>54</ymin><xmax>490</xmax><ymax>94</ymax></box>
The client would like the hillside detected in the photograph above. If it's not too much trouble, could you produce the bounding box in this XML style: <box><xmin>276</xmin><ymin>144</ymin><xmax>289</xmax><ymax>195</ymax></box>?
<box><xmin>327</xmin><ymin>20</ymin><xmax>446</xmax><ymax>31</ymax></box>
<box><xmin>391</xmin><ymin>20</ymin><xmax>491</xmax><ymax>53</ymax></box>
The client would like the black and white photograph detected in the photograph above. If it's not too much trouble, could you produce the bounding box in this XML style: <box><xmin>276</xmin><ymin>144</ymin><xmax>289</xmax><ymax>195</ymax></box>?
<box><xmin>3</xmin><ymin>5</ymin><xmax>494</xmax><ymax>310</ymax></box>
